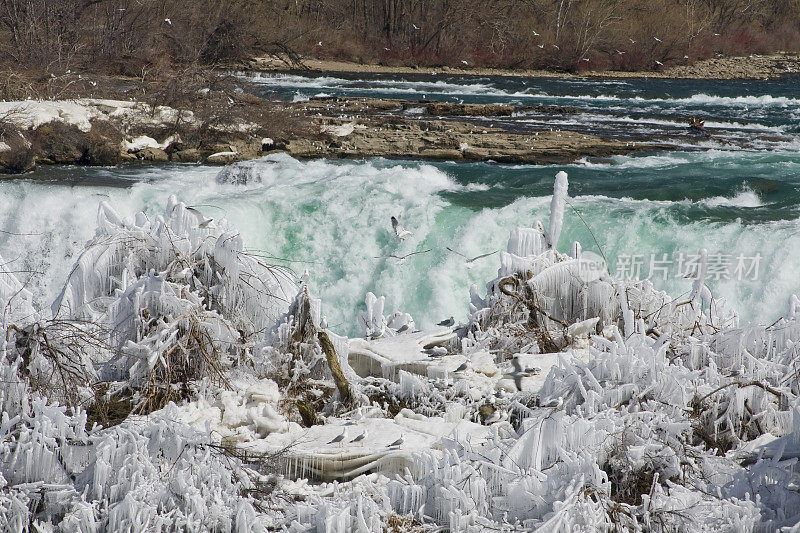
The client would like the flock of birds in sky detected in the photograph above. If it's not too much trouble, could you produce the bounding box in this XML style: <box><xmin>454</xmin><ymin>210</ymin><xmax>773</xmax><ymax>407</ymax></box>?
<box><xmin>314</xmin><ymin>24</ymin><xmax>716</xmax><ymax>68</ymax></box>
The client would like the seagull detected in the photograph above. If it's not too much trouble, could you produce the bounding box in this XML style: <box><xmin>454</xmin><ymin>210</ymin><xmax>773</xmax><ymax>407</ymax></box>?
<box><xmin>461</xmin><ymin>60</ymin><xmax>468</xmax><ymax>66</ymax></box>
<box><xmin>484</xmin><ymin>410</ymin><xmax>501</xmax><ymax>424</ymax></box>
<box><xmin>629</xmin><ymin>38</ymin><xmax>636</xmax><ymax>44</ymax></box>
<box><xmin>713</xmin><ymin>33</ymin><xmax>720</xmax><ymax>36</ymax></box>
<box><xmin>388</xmin><ymin>435</ymin><xmax>404</xmax><ymax>448</ymax></box>
<box><xmin>437</xmin><ymin>317</ymin><xmax>455</xmax><ymax>327</ymax></box>
<box><xmin>582</xmin><ymin>58</ymin><xmax>590</xmax><ymax>62</ymax></box>
<box><xmin>384</xmin><ymin>47</ymin><xmax>391</xmax><ymax>51</ymax></box>
<box><xmin>425</xmin><ymin>346</ymin><xmax>448</xmax><ymax>357</ymax></box>
<box><xmin>553</xmin><ymin>44</ymin><xmax>560</xmax><ymax>50</ymax></box>
<box><xmin>540</xmin><ymin>397</ymin><xmax>563</xmax><ymax>409</ymax></box>
<box><xmin>391</xmin><ymin>216</ymin><xmax>413</xmax><ymax>240</ymax></box>
<box><xmin>320</xmin><ymin>315</ymin><xmax>328</xmax><ymax>329</ymax></box>
<box><xmin>532</xmin><ymin>30</ymin><xmax>540</xmax><ymax>36</ymax></box>
<box><xmin>299</xmin><ymin>269</ymin><xmax>310</xmax><ymax>284</ymax></box>
<box><xmin>655</xmin><ymin>60</ymin><xmax>664</xmax><ymax>66</ymax></box>
<box><xmin>538</xmin><ymin>45</ymin><xmax>545</xmax><ymax>49</ymax></box>
<box><xmin>185</xmin><ymin>207</ymin><xmax>213</xmax><ymax>228</ymax></box>
<box><xmin>412</xmin><ymin>24</ymin><xmax>420</xmax><ymax>30</ymax></box>
<box><xmin>327</xmin><ymin>428</ymin><xmax>347</xmax><ymax>446</ymax></box>
<box><xmin>350</xmin><ymin>429</ymin><xmax>367</xmax><ymax>444</ymax></box>
<box><xmin>318</xmin><ymin>41</ymin><xmax>323</xmax><ymax>46</ymax></box>
<box><xmin>446</xmin><ymin>247</ymin><xmax>498</xmax><ymax>268</ymax></box>
<box><xmin>396</xmin><ymin>324</ymin><xmax>410</xmax><ymax>333</ymax></box>
<box><xmin>654</xmin><ymin>36</ymin><xmax>662</xmax><ymax>42</ymax></box>
<box><xmin>374</xmin><ymin>249</ymin><xmax>430</xmax><ymax>264</ymax></box>
<box><xmin>164</xmin><ymin>18</ymin><xmax>171</xmax><ymax>24</ymax></box>
<box><xmin>616</xmin><ymin>50</ymin><xmax>625</xmax><ymax>55</ymax></box>
<box><xmin>453</xmin><ymin>361</ymin><xmax>468</xmax><ymax>373</ymax></box>
<box><xmin>506</xmin><ymin>356</ymin><xmax>541</xmax><ymax>390</ymax></box>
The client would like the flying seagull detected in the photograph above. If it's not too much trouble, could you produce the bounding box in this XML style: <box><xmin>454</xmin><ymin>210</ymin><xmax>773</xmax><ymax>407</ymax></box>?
<box><xmin>655</xmin><ymin>60</ymin><xmax>664</xmax><ymax>66</ymax></box>
<box><xmin>538</xmin><ymin>45</ymin><xmax>545</xmax><ymax>49</ymax></box>
<box><xmin>461</xmin><ymin>60</ymin><xmax>468</xmax><ymax>66</ymax></box>
<box><xmin>437</xmin><ymin>316</ymin><xmax>455</xmax><ymax>327</ymax></box>
<box><xmin>532</xmin><ymin>30</ymin><xmax>540</xmax><ymax>36</ymax></box>
<box><xmin>506</xmin><ymin>356</ymin><xmax>541</xmax><ymax>390</ymax></box>
<box><xmin>185</xmin><ymin>207</ymin><xmax>213</xmax><ymax>228</ymax></box>
<box><xmin>654</xmin><ymin>36</ymin><xmax>662</xmax><ymax>42</ymax></box>
<box><xmin>374</xmin><ymin>249</ymin><xmax>430</xmax><ymax>264</ymax></box>
<box><xmin>387</xmin><ymin>435</ymin><xmax>404</xmax><ymax>448</ymax></box>
<box><xmin>629</xmin><ymin>38</ymin><xmax>636</xmax><ymax>44</ymax></box>
<box><xmin>391</xmin><ymin>216</ymin><xmax>413</xmax><ymax>240</ymax></box>
<box><xmin>616</xmin><ymin>50</ymin><xmax>625</xmax><ymax>55</ymax></box>
<box><xmin>164</xmin><ymin>18</ymin><xmax>171</xmax><ymax>25</ymax></box>
<box><xmin>327</xmin><ymin>428</ymin><xmax>347</xmax><ymax>446</ymax></box>
<box><xmin>350</xmin><ymin>430</ymin><xmax>367</xmax><ymax>444</ymax></box>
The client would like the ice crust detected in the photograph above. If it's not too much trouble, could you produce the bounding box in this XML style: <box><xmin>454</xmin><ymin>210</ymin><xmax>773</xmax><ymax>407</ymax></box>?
<box><xmin>2</xmin><ymin>171</ymin><xmax>800</xmax><ymax>532</ymax></box>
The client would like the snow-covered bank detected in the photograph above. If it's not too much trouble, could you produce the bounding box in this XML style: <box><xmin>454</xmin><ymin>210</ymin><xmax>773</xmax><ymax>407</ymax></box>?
<box><xmin>2</xmin><ymin>167</ymin><xmax>800</xmax><ymax>531</ymax></box>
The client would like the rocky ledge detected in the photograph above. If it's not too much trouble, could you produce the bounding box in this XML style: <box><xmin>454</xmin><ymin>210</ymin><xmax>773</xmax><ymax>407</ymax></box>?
<box><xmin>1</xmin><ymin>95</ymin><xmax>663</xmax><ymax>174</ymax></box>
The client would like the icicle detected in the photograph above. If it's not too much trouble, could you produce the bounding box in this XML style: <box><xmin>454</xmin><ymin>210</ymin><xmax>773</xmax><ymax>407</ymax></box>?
<box><xmin>548</xmin><ymin>171</ymin><xmax>568</xmax><ymax>250</ymax></box>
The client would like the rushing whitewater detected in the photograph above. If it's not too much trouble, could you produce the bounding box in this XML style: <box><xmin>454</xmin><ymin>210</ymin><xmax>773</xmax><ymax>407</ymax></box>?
<box><xmin>2</xmin><ymin>159</ymin><xmax>800</xmax><ymax>531</ymax></box>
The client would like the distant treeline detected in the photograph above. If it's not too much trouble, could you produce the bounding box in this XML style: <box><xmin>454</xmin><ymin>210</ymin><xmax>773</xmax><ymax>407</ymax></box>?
<box><xmin>1</xmin><ymin>0</ymin><xmax>799</xmax><ymax>74</ymax></box>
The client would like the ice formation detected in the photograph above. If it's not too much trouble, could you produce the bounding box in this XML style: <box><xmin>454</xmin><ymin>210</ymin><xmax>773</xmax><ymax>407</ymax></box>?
<box><xmin>2</xmin><ymin>171</ymin><xmax>800</xmax><ymax>532</ymax></box>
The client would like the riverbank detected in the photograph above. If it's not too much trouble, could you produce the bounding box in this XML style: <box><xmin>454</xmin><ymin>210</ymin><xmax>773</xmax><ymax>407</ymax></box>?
<box><xmin>250</xmin><ymin>53</ymin><xmax>800</xmax><ymax>80</ymax></box>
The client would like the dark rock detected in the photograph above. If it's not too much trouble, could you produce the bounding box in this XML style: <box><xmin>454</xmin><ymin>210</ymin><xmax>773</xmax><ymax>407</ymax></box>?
<box><xmin>32</xmin><ymin>122</ymin><xmax>85</xmax><ymax>164</ymax></box>
<box><xmin>137</xmin><ymin>147</ymin><xmax>169</xmax><ymax>162</ymax></box>
<box><xmin>0</xmin><ymin>123</ymin><xmax>36</xmax><ymax>174</ymax></box>
<box><xmin>171</xmin><ymin>149</ymin><xmax>204</xmax><ymax>162</ymax></box>
<box><xmin>426</xmin><ymin>102</ymin><xmax>514</xmax><ymax>117</ymax></box>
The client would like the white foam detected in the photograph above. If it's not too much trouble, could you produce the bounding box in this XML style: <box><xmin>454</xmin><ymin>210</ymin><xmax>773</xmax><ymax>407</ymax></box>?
<box><xmin>702</xmin><ymin>187</ymin><xmax>763</xmax><ymax>208</ymax></box>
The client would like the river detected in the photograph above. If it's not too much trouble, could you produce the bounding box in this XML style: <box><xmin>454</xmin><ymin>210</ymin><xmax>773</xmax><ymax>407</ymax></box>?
<box><xmin>2</xmin><ymin>72</ymin><xmax>799</xmax><ymax>334</ymax></box>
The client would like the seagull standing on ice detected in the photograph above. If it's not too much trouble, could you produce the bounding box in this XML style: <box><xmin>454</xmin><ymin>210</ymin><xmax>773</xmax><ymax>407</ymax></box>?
<box><xmin>437</xmin><ymin>316</ymin><xmax>455</xmax><ymax>327</ymax></box>
<box><xmin>185</xmin><ymin>207</ymin><xmax>213</xmax><ymax>228</ymax></box>
<box><xmin>350</xmin><ymin>429</ymin><xmax>367</xmax><ymax>445</ymax></box>
<box><xmin>484</xmin><ymin>410</ymin><xmax>501</xmax><ymax>424</ymax></box>
<box><xmin>327</xmin><ymin>428</ymin><xmax>347</xmax><ymax>447</ymax></box>
<box><xmin>299</xmin><ymin>269</ymin><xmax>310</xmax><ymax>284</ymax></box>
<box><xmin>453</xmin><ymin>361</ymin><xmax>468</xmax><ymax>373</ymax></box>
<box><xmin>541</xmin><ymin>397</ymin><xmax>563</xmax><ymax>409</ymax></box>
<box><xmin>387</xmin><ymin>435</ymin><xmax>404</xmax><ymax>448</ymax></box>
<box><xmin>391</xmin><ymin>216</ymin><xmax>413</xmax><ymax>241</ymax></box>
